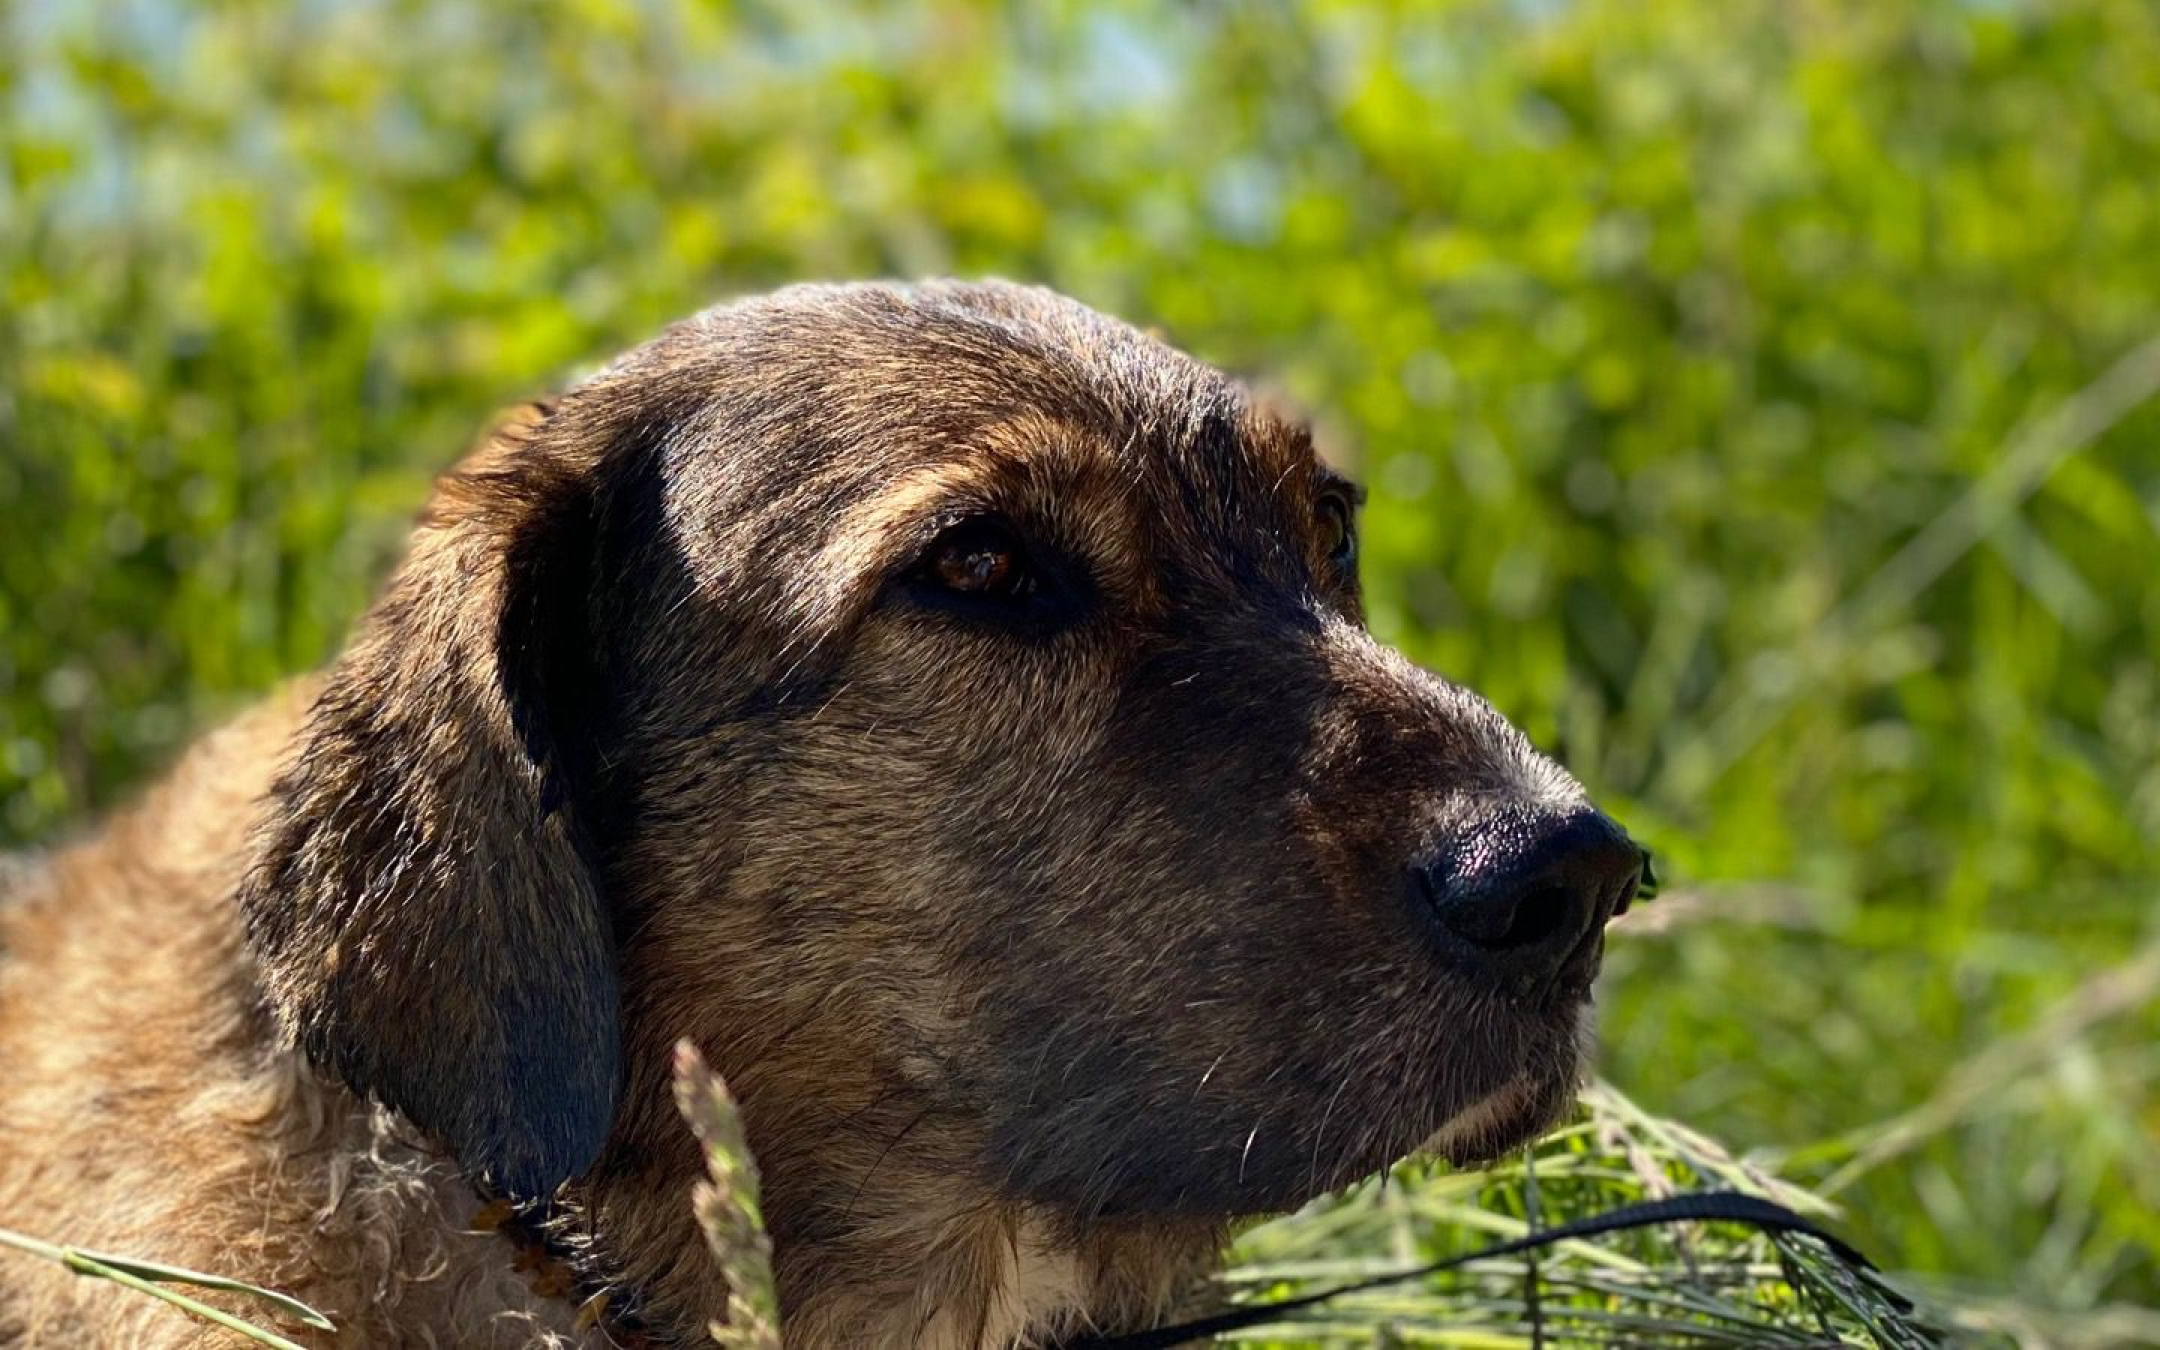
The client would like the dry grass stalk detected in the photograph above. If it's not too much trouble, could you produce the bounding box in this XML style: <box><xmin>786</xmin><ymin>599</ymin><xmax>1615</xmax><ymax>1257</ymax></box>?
<box><xmin>673</xmin><ymin>1039</ymin><xmax>783</xmax><ymax>1350</ymax></box>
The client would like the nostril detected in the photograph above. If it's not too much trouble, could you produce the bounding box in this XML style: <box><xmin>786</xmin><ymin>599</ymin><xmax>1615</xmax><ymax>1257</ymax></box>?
<box><xmin>1410</xmin><ymin>810</ymin><xmax>1644</xmax><ymax>989</ymax></box>
<box><xmin>1611</xmin><ymin>847</ymin><xmax>1654</xmax><ymax>918</ymax></box>
<box><xmin>1424</xmin><ymin>875</ymin><xmax>1580</xmax><ymax>953</ymax></box>
<box><xmin>1496</xmin><ymin>884</ymin><xmax>1576</xmax><ymax>949</ymax></box>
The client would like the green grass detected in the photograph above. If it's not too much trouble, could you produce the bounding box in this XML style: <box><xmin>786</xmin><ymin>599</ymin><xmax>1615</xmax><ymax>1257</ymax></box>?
<box><xmin>0</xmin><ymin>1224</ymin><xmax>332</xmax><ymax>1349</ymax></box>
<box><xmin>1226</xmin><ymin>1084</ymin><xmax>1943</xmax><ymax>1348</ymax></box>
<box><xmin>4</xmin><ymin>0</ymin><xmax>2156</xmax><ymax>1337</ymax></box>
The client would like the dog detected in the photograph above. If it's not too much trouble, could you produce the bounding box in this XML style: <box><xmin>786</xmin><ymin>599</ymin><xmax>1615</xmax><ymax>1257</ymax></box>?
<box><xmin>0</xmin><ymin>281</ymin><xmax>1644</xmax><ymax>1347</ymax></box>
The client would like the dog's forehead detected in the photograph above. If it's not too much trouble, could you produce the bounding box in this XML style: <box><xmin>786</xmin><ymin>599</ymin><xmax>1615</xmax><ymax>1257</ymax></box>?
<box><xmin>608</xmin><ymin>281</ymin><xmax>1340</xmax><ymax>628</ymax></box>
<box><xmin>661</xmin><ymin>280</ymin><xmax>1325</xmax><ymax>510</ymax></box>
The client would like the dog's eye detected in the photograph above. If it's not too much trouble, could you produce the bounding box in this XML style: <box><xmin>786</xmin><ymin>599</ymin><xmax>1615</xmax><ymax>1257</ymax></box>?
<box><xmin>1317</xmin><ymin>493</ymin><xmax>1357</xmax><ymax>573</ymax></box>
<box><xmin>926</xmin><ymin>521</ymin><xmax>1034</xmax><ymax>600</ymax></box>
<box><xmin>902</xmin><ymin>516</ymin><xmax>1092</xmax><ymax>634</ymax></box>
<box><xmin>905</xmin><ymin>515</ymin><xmax>1074</xmax><ymax>623</ymax></box>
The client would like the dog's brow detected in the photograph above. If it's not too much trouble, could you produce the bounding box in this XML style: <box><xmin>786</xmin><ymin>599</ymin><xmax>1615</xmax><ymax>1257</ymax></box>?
<box><xmin>825</xmin><ymin>466</ymin><xmax>982</xmax><ymax>578</ymax></box>
<box><xmin>820</xmin><ymin>439</ymin><xmax>1095</xmax><ymax>580</ymax></box>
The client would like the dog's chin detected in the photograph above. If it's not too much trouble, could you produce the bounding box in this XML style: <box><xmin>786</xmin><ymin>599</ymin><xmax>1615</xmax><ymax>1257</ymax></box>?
<box><xmin>1422</xmin><ymin>1067</ymin><xmax>1580</xmax><ymax>1167</ymax></box>
<box><xmin>1215</xmin><ymin>1007</ymin><xmax>1592</xmax><ymax>1213</ymax></box>
<box><xmin>1423</xmin><ymin>1005</ymin><xmax>1595</xmax><ymax>1167</ymax></box>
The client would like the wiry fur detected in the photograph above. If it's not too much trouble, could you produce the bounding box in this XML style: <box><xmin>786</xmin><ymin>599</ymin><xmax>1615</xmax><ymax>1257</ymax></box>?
<box><xmin>0</xmin><ymin>689</ymin><xmax>590</xmax><ymax>1346</ymax></box>
<box><xmin>0</xmin><ymin>281</ymin><xmax>1607</xmax><ymax>1347</ymax></box>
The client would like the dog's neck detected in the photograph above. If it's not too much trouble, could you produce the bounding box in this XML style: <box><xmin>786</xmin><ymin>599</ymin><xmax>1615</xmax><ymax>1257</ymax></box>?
<box><xmin>558</xmin><ymin>1031</ymin><xmax>1224</xmax><ymax>1347</ymax></box>
<box><xmin>220</xmin><ymin>990</ymin><xmax>1215</xmax><ymax>1348</ymax></box>
<box><xmin>510</xmin><ymin>831</ymin><xmax>1231</xmax><ymax>1348</ymax></box>
<box><xmin>577</xmin><ymin>1178</ymin><xmax>1208</xmax><ymax>1348</ymax></box>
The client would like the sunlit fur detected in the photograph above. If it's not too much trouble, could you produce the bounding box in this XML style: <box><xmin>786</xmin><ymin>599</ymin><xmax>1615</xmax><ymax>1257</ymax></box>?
<box><xmin>0</xmin><ymin>282</ymin><xmax>1599</xmax><ymax>1347</ymax></box>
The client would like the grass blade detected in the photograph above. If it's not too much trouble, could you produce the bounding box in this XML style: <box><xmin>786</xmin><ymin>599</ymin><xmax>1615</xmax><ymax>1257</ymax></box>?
<box><xmin>0</xmin><ymin>1225</ymin><xmax>330</xmax><ymax>1346</ymax></box>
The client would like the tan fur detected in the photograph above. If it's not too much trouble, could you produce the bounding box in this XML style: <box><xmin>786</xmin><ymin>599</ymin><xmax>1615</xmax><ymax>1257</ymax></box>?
<box><xmin>0</xmin><ymin>281</ymin><xmax>1630</xmax><ymax>1347</ymax></box>
<box><xmin>0</xmin><ymin>691</ymin><xmax>588</xmax><ymax>1346</ymax></box>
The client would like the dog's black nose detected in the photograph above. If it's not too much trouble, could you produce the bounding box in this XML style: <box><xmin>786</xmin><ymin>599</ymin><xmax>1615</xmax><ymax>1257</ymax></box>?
<box><xmin>1411</xmin><ymin>811</ymin><xmax>1643</xmax><ymax>995</ymax></box>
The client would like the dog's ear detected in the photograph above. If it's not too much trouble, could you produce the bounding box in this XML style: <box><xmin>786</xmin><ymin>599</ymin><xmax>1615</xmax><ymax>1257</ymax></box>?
<box><xmin>241</xmin><ymin>400</ymin><xmax>624</xmax><ymax>1199</ymax></box>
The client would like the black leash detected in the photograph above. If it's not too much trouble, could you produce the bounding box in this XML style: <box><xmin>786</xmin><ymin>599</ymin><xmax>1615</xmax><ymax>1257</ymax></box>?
<box><xmin>1053</xmin><ymin>1190</ymin><xmax>1895</xmax><ymax>1350</ymax></box>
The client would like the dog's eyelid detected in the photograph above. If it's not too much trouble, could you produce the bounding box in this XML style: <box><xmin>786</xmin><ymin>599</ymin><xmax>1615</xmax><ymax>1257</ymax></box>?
<box><xmin>1313</xmin><ymin>469</ymin><xmax>1366</xmax><ymax>507</ymax></box>
<box><xmin>1314</xmin><ymin>487</ymin><xmax>1359</xmax><ymax>576</ymax></box>
<box><xmin>894</xmin><ymin>511</ymin><xmax>1095</xmax><ymax>632</ymax></box>
<box><xmin>912</xmin><ymin>512</ymin><xmax>1033</xmax><ymax>572</ymax></box>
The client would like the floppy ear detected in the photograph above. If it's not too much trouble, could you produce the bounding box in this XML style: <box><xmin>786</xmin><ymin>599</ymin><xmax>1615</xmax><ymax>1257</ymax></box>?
<box><xmin>241</xmin><ymin>401</ymin><xmax>622</xmax><ymax>1199</ymax></box>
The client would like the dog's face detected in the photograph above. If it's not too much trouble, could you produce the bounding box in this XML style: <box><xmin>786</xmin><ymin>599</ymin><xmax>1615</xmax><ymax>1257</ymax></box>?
<box><xmin>243</xmin><ymin>282</ymin><xmax>1642</xmax><ymax>1242</ymax></box>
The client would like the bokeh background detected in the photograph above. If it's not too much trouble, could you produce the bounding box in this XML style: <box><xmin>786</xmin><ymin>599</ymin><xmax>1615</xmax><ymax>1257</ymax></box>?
<box><xmin>5</xmin><ymin>0</ymin><xmax>2157</xmax><ymax>1334</ymax></box>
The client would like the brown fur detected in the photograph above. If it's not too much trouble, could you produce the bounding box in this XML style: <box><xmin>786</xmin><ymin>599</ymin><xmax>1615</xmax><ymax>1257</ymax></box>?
<box><xmin>0</xmin><ymin>281</ymin><xmax>1619</xmax><ymax>1347</ymax></box>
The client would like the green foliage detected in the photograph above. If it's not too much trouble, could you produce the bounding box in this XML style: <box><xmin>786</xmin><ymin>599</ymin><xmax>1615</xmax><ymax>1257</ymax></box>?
<box><xmin>4</xmin><ymin>0</ymin><xmax>2156</xmax><ymax>1332</ymax></box>
<box><xmin>1231</xmin><ymin>1084</ymin><xmax>1944</xmax><ymax>1347</ymax></box>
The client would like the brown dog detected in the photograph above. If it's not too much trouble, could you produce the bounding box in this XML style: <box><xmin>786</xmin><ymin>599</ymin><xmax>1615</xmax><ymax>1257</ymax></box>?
<box><xmin>0</xmin><ymin>282</ymin><xmax>1643</xmax><ymax>1347</ymax></box>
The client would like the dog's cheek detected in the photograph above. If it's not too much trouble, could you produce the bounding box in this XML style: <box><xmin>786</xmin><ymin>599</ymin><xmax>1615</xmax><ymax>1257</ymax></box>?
<box><xmin>935</xmin><ymin>801</ymin><xmax>1456</xmax><ymax>1217</ymax></box>
<box><xmin>962</xmin><ymin>955</ymin><xmax>1533</xmax><ymax>1217</ymax></box>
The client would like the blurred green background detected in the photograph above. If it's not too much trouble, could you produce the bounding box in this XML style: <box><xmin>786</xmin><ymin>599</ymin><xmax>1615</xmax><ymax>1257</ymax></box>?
<box><xmin>4</xmin><ymin>0</ymin><xmax>2156</xmax><ymax>1332</ymax></box>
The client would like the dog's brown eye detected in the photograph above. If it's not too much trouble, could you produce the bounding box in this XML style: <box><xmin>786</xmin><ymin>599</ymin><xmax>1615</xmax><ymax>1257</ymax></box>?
<box><xmin>904</xmin><ymin>516</ymin><xmax>1089</xmax><ymax>633</ymax></box>
<box><xmin>932</xmin><ymin>536</ymin><xmax>1017</xmax><ymax>595</ymax></box>
<box><xmin>1317</xmin><ymin>494</ymin><xmax>1356</xmax><ymax>571</ymax></box>
<box><xmin>913</xmin><ymin>517</ymin><xmax>1042</xmax><ymax>605</ymax></box>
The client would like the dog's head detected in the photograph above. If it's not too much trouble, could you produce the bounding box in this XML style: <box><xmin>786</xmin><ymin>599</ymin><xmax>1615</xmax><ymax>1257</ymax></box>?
<box><xmin>242</xmin><ymin>282</ymin><xmax>1641</xmax><ymax>1235</ymax></box>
